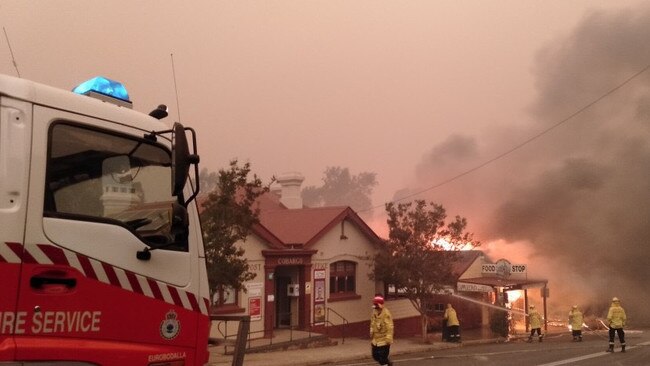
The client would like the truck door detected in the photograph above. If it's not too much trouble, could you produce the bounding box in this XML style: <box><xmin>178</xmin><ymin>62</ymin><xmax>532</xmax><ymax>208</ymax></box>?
<box><xmin>15</xmin><ymin>106</ymin><xmax>207</xmax><ymax>364</ymax></box>
<box><xmin>0</xmin><ymin>98</ymin><xmax>31</xmax><ymax>359</ymax></box>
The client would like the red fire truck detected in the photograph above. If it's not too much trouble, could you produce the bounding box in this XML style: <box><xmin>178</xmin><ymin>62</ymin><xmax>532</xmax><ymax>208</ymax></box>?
<box><xmin>0</xmin><ymin>74</ymin><xmax>211</xmax><ymax>364</ymax></box>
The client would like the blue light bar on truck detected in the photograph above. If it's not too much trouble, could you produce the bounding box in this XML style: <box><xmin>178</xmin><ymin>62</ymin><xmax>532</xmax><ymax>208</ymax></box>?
<box><xmin>73</xmin><ymin>76</ymin><xmax>133</xmax><ymax>108</ymax></box>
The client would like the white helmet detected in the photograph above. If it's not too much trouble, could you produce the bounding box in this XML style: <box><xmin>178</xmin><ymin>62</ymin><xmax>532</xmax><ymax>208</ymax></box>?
<box><xmin>612</xmin><ymin>297</ymin><xmax>620</xmax><ymax>302</ymax></box>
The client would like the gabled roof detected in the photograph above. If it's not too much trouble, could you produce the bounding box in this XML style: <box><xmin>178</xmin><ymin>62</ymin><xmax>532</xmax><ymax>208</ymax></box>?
<box><xmin>256</xmin><ymin>192</ymin><xmax>382</xmax><ymax>248</ymax></box>
<box><xmin>258</xmin><ymin>205</ymin><xmax>381</xmax><ymax>247</ymax></box>
<box><xmin>198</xmin><ymin>191</ymin><xmax>383</xmax><ymax>249</ymax></box>
<box><xmin>420</xmin><ymin>250</ymin><xmax>484</xmax><ymax>280</ymax></box>
<box><xmin>428</xmin><ymin>250</ymin><xmax>483</xmax><ymax>280</ymax></box>
<box><xmin>449</xmin><ymin>250</ymin><xmax>483</xmax><ymax>278</ymax></box>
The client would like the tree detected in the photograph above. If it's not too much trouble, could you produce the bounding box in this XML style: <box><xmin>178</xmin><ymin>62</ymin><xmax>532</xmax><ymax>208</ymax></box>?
<box><xmin>302</xmin><ymin>166</ymin><xmax>377</xmax><ymax>215</ymax></box>
<box><xmin>200</xmin><ymin>160</ymin><xmax>271</xmax><ymax>302</ymax></box>
<box><xmin>199</xmin><ymin>167</ymin><xmax>219</xmax><ymax>193</ymax></box>
<box><xmin>371</xmin><ymin>200</ymin><xmax>478</xmax><ymax>341</ymax></box>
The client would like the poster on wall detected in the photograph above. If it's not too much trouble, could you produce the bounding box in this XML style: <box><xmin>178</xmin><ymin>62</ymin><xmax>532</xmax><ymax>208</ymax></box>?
<box><xmin>249</xmin><ymin>297</ymin><xmax>262</xmax><ymax>321</ymax></box>
<box><xmin>246</xmin><ymin>282</ymin><xmax>263</xmax><ymax>297</ymax></box>
<box><xmin>314</xmin><ymin>279</ymin><xmax>325</xmax><ymax>302</ymax></box>
<box><xmin>313</xmin><ymin>269</ymin><xmax>326</xmax><ymax>325</ymax></box>
<box><xmin>314</xmin><ymin>303</ymin><xmax>326</xmax><ymax>324</ymax></box>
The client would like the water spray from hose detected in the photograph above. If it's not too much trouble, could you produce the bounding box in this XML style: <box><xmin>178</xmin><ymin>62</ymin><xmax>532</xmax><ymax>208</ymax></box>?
<box><xmin>450</xmin><ymin>293</ymin><xmax>527</xmax><ymax>316</ymax></box>
<box><xmin>582</xmin><ymin>321</ymin><xmax>610</xmax><ymax>340</ymax></box>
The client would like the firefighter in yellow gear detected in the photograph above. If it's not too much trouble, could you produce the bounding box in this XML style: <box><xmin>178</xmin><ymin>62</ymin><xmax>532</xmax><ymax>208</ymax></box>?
<box><xmin>444</xmin><ymin>303</ymin><xmax>461</xmax><ymax>343</ymax></box>
<box><xmin>527</xmin><ymin>305</ymin><xmax>543</xmax><ymax>342</ymax></box>
<box><xmin>569</xmin><ymin>305</ymin><xmax>584</xmax><ymax>341</ymax></box>
<box><xmin>370</xmin><ymin>295</ymin><xmax>394</xmax><ymax>366</ymax></box>
<box><xmin>606</xmin><ymin>297</ymin><xmax>627</xmax><ymax>353</ymax></box>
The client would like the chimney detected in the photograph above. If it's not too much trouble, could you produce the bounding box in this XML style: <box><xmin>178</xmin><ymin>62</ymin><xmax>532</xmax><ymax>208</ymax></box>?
<box><xmin>276</xmin><ymin>172</ymin><xmax>304</xmax><ymax>209</ymax></box>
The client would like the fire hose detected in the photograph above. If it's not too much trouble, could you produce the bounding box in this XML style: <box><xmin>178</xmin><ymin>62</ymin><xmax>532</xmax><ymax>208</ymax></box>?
<box><xmin>581</xmin><ymin>319</ymin><xmax>610</xmax><ymax>340</ymax></box>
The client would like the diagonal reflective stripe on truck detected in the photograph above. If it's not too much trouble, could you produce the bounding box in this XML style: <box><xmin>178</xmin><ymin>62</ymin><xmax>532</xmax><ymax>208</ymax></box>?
<box><xmin>1</xmin><ymin>242</ymin><xmax>28</xmax><ymax>263</ymax></box>
<box><xmin>0</xmin><ymin>242</ymin><xmax>20</xmax><ymax>262</ymax></box>
<box><xmin>2</xmin><ymin>242</ymin><xmax>209</xmax><ymax>315</ymax></box>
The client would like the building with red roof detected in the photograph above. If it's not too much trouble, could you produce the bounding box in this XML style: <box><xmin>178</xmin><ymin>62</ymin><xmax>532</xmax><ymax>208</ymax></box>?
<box><xmin>207</xmin><ymin>173</ymin><xmax>384</xmax><ymax>338</ymax></box>
<box><xmin>206</xmin><ymin>173</ymin><xmax>548</xmax><ymax>340</ymax></box>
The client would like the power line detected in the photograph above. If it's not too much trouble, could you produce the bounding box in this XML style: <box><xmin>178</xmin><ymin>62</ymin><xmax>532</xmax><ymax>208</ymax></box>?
<box><xmin>3</xmin><ymin>27</ymin><xmax>21</xmax><ymax>77</ymax></box>
<box><xmin>363</xmin><ymin>61</ymin><xmax>650</xmax><ymax>212</ymax></box>
<box><xmin>170</xmin><ymin>53</ymin><xmax>182</xmax><ymax>122</ymax></box>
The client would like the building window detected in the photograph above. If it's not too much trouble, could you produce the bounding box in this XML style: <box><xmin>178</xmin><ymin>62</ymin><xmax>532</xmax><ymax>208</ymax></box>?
<box><xmin>213</xmin><ymin>285</ymin><xmax>237</xmax><ymax>307</ymax></box>
<box><xmin>329</xmin><ymin>261</ymin><xmax>356</xmax><ymax>294</ymax></box>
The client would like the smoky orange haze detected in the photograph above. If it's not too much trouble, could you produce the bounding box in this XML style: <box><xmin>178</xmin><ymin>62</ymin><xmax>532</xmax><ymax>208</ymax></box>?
<box><xmin>2</xmin><ymin>0</ymin><xmax>649</xmax><ymax>325</ymax></box>
<box><xmin>368</xmin><ymin>5</ymin><xmax>650</xmax><ymax>325</ymax></box>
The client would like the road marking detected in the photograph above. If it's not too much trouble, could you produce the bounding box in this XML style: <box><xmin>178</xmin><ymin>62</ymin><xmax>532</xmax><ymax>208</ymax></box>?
<box><xmin>536</xmin><ymin>341</ymin><xmax>650</xmax><ymax>366</ymax></box>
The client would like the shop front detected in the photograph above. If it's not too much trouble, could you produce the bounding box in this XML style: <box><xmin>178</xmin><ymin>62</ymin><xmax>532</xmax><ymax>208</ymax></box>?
<box><xmin>261</xmin><ymin>249</ymin><xmax>317</xmax><ymax>337</ymax></box>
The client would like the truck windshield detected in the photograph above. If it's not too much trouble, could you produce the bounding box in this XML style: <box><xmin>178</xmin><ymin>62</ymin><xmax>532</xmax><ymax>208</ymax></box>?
<box><xmin>44</xmin><ymin>122</ymin><xmax>182</xmax><ymax>249</ymax></box>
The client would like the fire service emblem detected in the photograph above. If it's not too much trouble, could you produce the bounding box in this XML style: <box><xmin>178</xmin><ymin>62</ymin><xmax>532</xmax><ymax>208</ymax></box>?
<box><xmin>160</xmin><ymin>310</ymin><xmax>181</xmax><ymax>340</ymax></box>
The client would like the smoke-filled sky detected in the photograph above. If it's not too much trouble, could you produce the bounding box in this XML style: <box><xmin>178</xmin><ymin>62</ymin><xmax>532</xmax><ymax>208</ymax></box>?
<box><xmin>2</xmin><ymin>1</ymin><xmax>650</xmax><ymax>323</ymax></box>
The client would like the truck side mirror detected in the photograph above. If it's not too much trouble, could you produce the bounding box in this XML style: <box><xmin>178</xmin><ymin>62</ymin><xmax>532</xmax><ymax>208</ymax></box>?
<box><xmin>171</xmin><ymin>123</ymin><xmax>200</xmax><ymax>199</ymax></box>
<box><xmin>170</xmin><ymin>201</ymin><xmax>189</xmax><ymax>246</ymax></box>
<box><xmin>172</xmin><ymin>123</ymin><xmax>190</xmax><ymax>197</ymax></box>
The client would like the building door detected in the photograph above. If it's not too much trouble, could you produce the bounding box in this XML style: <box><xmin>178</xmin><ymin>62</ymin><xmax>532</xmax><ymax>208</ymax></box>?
<box><xmin>275</xmin><ymin>276</ymin><xmax>292</xmax><ymax>328</ymax></box>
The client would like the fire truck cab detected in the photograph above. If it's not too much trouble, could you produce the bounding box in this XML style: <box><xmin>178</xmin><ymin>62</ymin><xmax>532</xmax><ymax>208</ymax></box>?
<box><xmin>0</xmin><ymin>74</ymin><xmax>210</xmax><ymax>365</ymax></box>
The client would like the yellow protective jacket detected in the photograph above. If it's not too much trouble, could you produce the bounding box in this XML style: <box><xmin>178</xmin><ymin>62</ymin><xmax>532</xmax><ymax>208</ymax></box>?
<box><xmin>370</xmin><ymin>307</ymin><xmax>394</xmax><ymax>346</ymax></box>
<box><xmin>529</xmin><ymin>309</ymin><xmax>543</xmax><ymax>329</ymax></box>
<box><xmin>568</xmin><ymin>309</ymin><xmax>583</xmax><ymax>330</ymax></box>
<box><xmin>444</xmin><ymin>307</ymin><xmax>460</xmax><ymax>327</ymax></box>
<box><xmin>607</xmin><ymin>303</ymin><xmax>626</xmax><ymax>329</ymax></box>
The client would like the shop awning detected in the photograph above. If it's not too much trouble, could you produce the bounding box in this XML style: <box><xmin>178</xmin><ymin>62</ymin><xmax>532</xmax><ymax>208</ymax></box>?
<box><xmin>458</xmin><ymin>276</ymin><xmax>548</xmax><ymax>291</ymax></box>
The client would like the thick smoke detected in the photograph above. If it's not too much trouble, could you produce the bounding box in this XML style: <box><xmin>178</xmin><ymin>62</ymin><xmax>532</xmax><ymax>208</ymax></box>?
<box><xmin>406</xmin><ymin>6</ymin><xmax>650</xmax><ymax>325</ymax></box>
